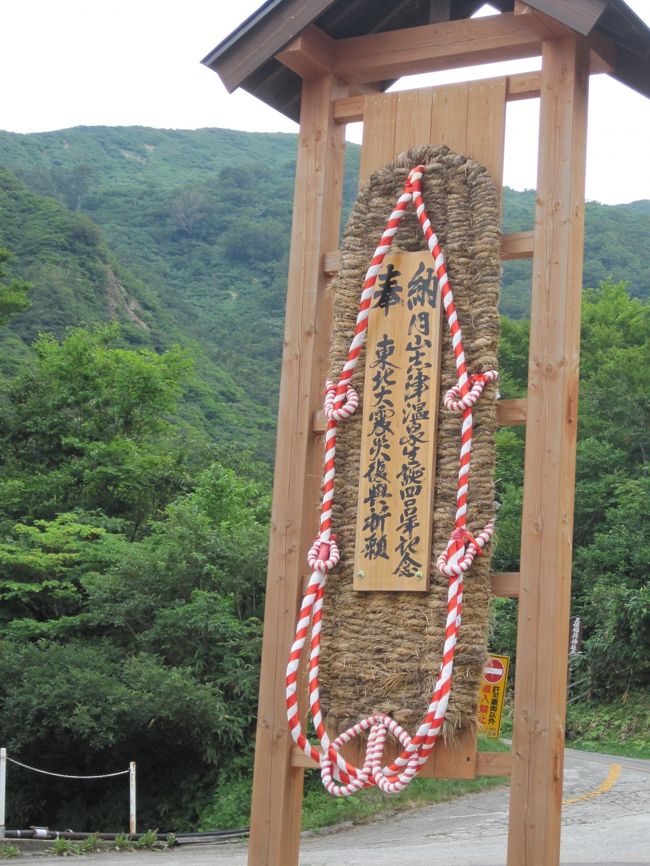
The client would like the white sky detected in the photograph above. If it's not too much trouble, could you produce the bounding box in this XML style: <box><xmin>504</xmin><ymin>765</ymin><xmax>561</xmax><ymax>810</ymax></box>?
<box><xmin>1</xmin><ymin>0</ymin><xmax>649</xmax><ymax>204</ymax></box>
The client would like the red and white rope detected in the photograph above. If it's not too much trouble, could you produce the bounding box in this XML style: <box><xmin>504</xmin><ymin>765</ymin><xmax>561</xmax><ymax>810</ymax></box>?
<box><xmin>285</xmin><ymin>165</ymin><xmax>498</xmax><ymax>796</ymax></box>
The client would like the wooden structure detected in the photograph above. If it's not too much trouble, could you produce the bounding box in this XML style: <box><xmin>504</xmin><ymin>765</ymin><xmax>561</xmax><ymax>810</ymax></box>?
<box><xmin>203</xmin><ymin>3</ymin><xmax>650</xmax><ymax>865</ymax></box>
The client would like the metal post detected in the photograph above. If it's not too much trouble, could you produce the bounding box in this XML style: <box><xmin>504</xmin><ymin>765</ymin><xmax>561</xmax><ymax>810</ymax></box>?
<box><xmin>0</xmin><ymin>748</ymin><xmax>6</xmax><ymax>839</ymax></box>
<box><xmin>129</xmin><ymin>762</ymin><xmax>136</xmax><ymax>835</ymax></box>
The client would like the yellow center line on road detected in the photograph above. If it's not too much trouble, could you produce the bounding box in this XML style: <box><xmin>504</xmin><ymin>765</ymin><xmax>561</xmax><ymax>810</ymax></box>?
<box><xmin>563</xmin><ymin>762</ymin><xmax>622</xmax><ymax>806</ymax></box>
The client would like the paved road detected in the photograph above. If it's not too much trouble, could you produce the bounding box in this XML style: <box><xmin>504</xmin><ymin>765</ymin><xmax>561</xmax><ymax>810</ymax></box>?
<box><xmin>12</xmin><ymin>749</ymin><xmax>650</xmax><ymax>865</ymax></box>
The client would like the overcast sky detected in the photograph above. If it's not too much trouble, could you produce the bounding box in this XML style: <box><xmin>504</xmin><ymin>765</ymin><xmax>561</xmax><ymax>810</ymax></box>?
<box><xmin>1</xmin><ymin>0</ymin><xmax>649</xmax><ymax>204</ymax></box>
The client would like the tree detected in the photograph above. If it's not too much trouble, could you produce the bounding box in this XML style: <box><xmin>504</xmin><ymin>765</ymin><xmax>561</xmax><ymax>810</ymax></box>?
<box><xmin>0</xmin><ymin>247</ymin><xmax>30</xmax><ymax>324</ymax></box>
<box><xmin>0</xmin><ymin>324</ymin><xmax>193</xmax><ymax>529</ymax></box>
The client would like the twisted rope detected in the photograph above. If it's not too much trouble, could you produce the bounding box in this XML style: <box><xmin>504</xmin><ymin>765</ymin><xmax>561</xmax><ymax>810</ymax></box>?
<box><xmin>286</xmin><ymin>165</ymin><xmax>498</xmax><ymax>796</ymax></box>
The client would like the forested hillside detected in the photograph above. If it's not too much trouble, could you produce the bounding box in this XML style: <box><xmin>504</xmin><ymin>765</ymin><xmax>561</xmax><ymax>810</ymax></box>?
<box><xmin>1</xmin><ymin>127</ymin><xmax>649</xmax><ymax>404</ymax></box>
<box><xmin>0</xmin><ymin>125</ymin><xmax>648</xmax><ymax>832</ymax></box>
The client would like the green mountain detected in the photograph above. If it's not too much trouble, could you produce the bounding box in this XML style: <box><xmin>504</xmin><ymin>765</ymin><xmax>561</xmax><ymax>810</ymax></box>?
<box><xmin>500</xmin><ymin>187</ymin><xmax>650</xmax><ymax>317</ymax></box>
<box><xmin>0</xmin><ymin>162</ymin><xmax>288</xmax><ymax>462</ymax></box>
<box><xmin>1</xmin><ymin>125</ymin><xmax>648</xmax><ymax>452</ymax></box>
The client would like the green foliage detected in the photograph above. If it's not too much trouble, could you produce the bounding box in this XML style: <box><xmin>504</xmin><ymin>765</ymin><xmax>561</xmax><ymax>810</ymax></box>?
<box><xmin>0</xmin><ymin>124</ymin><xmax>648</xmax><ymax>835</ymax></box>
<box><xmin>0</xmin><ymin>324</ymin><xmax>193</xmax><ymax>530</ymax></box>
<box><xmin>0</xmin><ymin>845</ymin><xmax>19</xmax><ymax>860</ymax></box>
<box><xmin>78</xmin><ymin>834</ymin><xmax>101</xmax><ymax>853</ymax></box>
<box><xmin>134</xmin><ymin>830</ymin><xmax>160</xmax><ymax>849</ymax></box>
<box><xmin>50</xmin><ymin>838</ymin><xmax>77</xmax><ymax>856</ymax></box>
<box><xmin>491</xmin><ymin>285</ymin><xmax>650</xmax><ymax>696</ymax></box>
<box><xmin>0</xmin><ymin>248</ymin><xmax>30</xmax><ymax>324</ymax></box>
<box><xmin>566</xmin><ymin>691</ymin><xmax>650</xmax><ymax>758</ymax></box>
<box><xmin>112</xmin><ymin>833</ymin><xmax>134</xmax><ymax>851</ymax></box>
<box><xmin>0</xmin><ymin>325</ymin><xmax>268</xmax><ymax>830</ymax></box>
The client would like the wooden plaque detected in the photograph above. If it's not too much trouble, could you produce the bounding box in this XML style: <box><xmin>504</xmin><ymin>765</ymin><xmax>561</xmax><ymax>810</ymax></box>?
<box><xmin>353</xmin><ymin>250</ymin><xmax>443</xmax><ymax>592</ymax></box>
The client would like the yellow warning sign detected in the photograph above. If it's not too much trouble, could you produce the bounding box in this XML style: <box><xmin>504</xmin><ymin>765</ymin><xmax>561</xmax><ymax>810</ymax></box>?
<box><xmin>478</xmin><ymin>654</ymin><xmax>510</xmax><ymax>739</ymax></box>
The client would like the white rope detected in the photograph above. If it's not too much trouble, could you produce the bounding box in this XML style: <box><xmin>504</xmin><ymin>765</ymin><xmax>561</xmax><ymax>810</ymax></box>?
<box><xmin>6</xmin><ymin>756</ymin><xmax>129</xmax><ymax>779</ymax></box>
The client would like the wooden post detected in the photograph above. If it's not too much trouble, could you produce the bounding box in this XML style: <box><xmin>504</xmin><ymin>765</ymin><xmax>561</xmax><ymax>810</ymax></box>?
<box><xmin>247</xmin><ymin>73</ymin><xmax>348</xmax><ymax>866</ymax></box>
<box><xmin>507</xmin><ymin>36</ymin><xmax>589</xmax><ymax>866</ymax></box>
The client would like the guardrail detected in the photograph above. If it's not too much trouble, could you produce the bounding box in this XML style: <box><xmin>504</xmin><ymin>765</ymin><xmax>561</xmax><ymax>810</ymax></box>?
<box><xmin>0</xmin><ymin>748</ymin><xmax>136</xmax><ymax>838</ymax></box>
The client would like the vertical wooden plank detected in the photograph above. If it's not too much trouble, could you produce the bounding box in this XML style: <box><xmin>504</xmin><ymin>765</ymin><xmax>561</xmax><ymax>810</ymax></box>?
<box><xmin>394</xmin><ymin>87</ymin><xmax>434</xmax><ymax>153</ymax></box>
<box><xmin>507</xmin><ymin>36</ymin><xmax>589</xmax><ymax>866</ymax></box>
<box><xmin>359</xmin><ymin>91</ymin><xmax>398</xmax><ymax>185</ymax></box>
<box><xmin>430</xmin><ymin>81</ymin><xmax>469</xmax><ymax>155</ymax></box>
<box><xmin>247</xmin><ymin>73</ymin><xmax>348</xmax><ymax>866</ymax></box>
<box><xmin>466</xmin><ymin>78</ymin><xmax>507</xmax><ymax>189</ymax></box>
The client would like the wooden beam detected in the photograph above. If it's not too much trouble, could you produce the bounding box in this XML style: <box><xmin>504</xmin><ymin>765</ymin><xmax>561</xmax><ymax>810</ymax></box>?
<box><xmin>477</xmin><ymin>751</ymin><xmax>513</xmax><ymax>776</ymax></box>
<box><xmin>325</xmin><ymin>231</ymin><xmax>532</xmax><ymax>275</ymax></box>
<box><xmin>313</xmin><ymin>398</ymin><xmax>526</xmax><ymax>434</ymax></box>
<box><xmin>293</xmin><ymin>740</ymin><xmax>513</xmax><ymax>777</ymax></box>
<box><xmin>491</xmin><ymin>572</ymin><xmax>521</xmax><ymax>598</ymax></box>
<box><xmin>332</xmin><ymin>94</ymin><xmax>364</xmax><ymax>124</ymax></box>
<box><xmin>332</xmin><ymin>71</ymin><xmax>544</xmax><ymax>124</ymax></box>
<box><xmin>501</xmin><ymin>231</ymin><xmax>534</xmax><ymax>260</ymax></box>
<box><xmin>507</xmin><ymin>36</ymin><xmax>589</xmax><ymax>866</ymax></box>
<box><xmin>332</xmin><ymin>14</ymin><xmax>545</xmax><ymax>84</ymax></box>
<box><xmin>496</xmin><ymin>398</ymin><xmax>527</xmax><ymax>426</ymax></box>
<box><xmin>247</xmin><ymin>73</ymin><xmax>348</xmax><ymax>866</ymax></box>
<box><xmin>291</xmin><ymin>727</ymin><xmax>478</xmax><ymax>779</ymax></box>
<box><xmin>506</xmin><ymin>71</ymin><xmax>541</xmax><ymax>100</ymax></box>
<box><xmin>276</xmin><ymin>25</ymin><xmax>335</xmax><ymax>79</ymax></box>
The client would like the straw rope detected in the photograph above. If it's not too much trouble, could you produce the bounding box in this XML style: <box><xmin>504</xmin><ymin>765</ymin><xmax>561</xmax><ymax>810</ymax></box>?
<box><xmin>321</xmin><ymin>146</ymin><xmax>500</xmax><ymax>739</ymax></box>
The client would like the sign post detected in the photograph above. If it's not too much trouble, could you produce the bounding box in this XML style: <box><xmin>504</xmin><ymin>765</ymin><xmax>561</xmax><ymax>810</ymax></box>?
<box><xmin>478</xmin><ymin>655</ymin><xmax>510</xmax><ymax>739</ymax></box>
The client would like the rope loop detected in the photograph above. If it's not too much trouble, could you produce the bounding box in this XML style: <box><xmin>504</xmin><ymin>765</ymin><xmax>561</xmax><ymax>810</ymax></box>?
<box><xmin>324</xmin><ymin>379</ymin><xmax>359</xmax><ymax>422</ymax></box>
<box><xmin>307</xmin><ymin>534</ymin><xmax>340</xmax><ymax>573</ymax></box>
<box><xmin>319</xmin><ymin>712</ymin><xmax>420</xmax><ymax>796</ymax></box>
<box><xmin>437</xmin><ymin>520</ymin><xmax>495</xmax><ymax>577</ymax></box>
<box><xmin>443</xmin><ymin>370</ymin><xmax>498</xmax><ymax>413</ymax></box>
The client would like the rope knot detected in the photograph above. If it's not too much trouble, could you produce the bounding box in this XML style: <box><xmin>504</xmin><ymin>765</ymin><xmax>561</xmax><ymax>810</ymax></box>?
<box><xmin>437</xmin><ymin>520</ymin><xmax>495</xmax><ymax>577</ymax></box>
<box><xmin>324</xmin><ymin>379</ymin><xmax>359</xmax><ymax>423</ymax></box>
<box><xmin>405</xmin><ymin>165</ymin><xmax>425</xmax><ymax>195</ymax></box>
<box><xmin>308</xmin><ymin>534</ymin><xmax>340</xmax><ymax>573</ymax></box>
<box><xmin>444</xmin><ymin>369</ymin><xmax>498</xmax><ymax>413</ymax></box>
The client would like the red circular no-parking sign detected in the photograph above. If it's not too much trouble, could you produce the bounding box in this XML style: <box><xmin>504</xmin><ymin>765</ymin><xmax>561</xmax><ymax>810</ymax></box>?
<box><xmin>484</xmin><ymin>657</ymin><xmax>505</xmax><ymax>684</ymax></box>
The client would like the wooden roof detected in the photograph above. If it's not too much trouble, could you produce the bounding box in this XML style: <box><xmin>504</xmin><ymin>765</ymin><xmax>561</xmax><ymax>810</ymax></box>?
<box><xmin>202</xmin><ymin>0</ymin><xmax>650</xmax><ymax>121</ymax></box>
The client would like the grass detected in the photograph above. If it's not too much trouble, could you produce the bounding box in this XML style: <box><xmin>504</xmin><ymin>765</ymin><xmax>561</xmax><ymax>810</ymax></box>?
<box><xmin>47</xmin><ymin>831</ymin><xmax>176</xmax><ymax>856</ymax></box>
<box><xmin>565</xmin><ymin>738</ymin><xmax>650</xmax><ymax>760</ymax></box>
<box><xmin>302</xmin><ymin>773</ymin><xmax>507</xmax><ymax>831</ymax></box>
<box><xmin>0</xmin><ymin>846</ymin><xmax>19</xmax><ymax>860</ymax></box>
